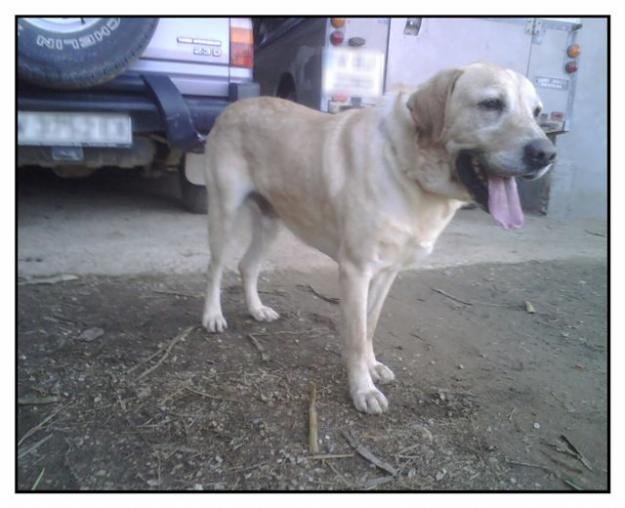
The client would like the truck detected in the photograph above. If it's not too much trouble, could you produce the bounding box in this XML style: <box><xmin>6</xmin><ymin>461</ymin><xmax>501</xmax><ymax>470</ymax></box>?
<box><xmin>253</xmin><ymin>17</ymin><xmax>583</xmax><ymax>213</ymax></box>
<box><xmin>17</xmin><ymin>17</ymin><xmax>259</xmax><ymax>213</ymax></box>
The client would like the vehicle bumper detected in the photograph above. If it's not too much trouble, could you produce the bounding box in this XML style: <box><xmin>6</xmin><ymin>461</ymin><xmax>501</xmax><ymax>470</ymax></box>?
<box><xmin>17</xmin><ymin>74</ymin><xmax>260</xmax><ymax>152</ymax></box>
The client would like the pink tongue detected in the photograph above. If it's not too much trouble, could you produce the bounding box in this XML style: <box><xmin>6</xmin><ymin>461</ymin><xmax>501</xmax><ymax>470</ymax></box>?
<box><xmin>487</xmin><ymin>176</ymin><xmax>524</xmax><ymax>229</ymax></box>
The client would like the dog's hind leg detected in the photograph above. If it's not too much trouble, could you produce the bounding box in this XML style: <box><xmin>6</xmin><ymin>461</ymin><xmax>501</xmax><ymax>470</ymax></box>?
<box><xmin>202</xmin><ymin>168</ymin><xmax>248</xmax><ymax>333</ymax></box>
<box><xmin>239</xmin><ymin>199</ymin><xmax>281</xmax><ymax>322</ymax></box>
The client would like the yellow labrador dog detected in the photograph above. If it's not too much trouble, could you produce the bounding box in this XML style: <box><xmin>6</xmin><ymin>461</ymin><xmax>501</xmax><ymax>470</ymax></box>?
<box><xmin>201</xmin><ymin>62</ymin><xmax>555</xmax><ymax>414</ymax></box>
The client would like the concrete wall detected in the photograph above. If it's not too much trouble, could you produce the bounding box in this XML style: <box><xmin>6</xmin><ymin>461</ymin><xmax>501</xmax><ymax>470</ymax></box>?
<box><xmin>548</xmin><ymin>17</ymin><xmax>608</xmax><ymax>220</ymax></box>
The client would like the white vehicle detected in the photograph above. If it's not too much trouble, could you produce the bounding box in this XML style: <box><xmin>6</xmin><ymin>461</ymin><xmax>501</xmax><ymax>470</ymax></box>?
<box><xmin>18</xmin><ymin>17</ymin><xmax>258</xmax><ymax>212</ymax></box>
<box><xmin>253</xmin><ymin>17</ymin><xmax>583</xmax><ymax>212</ymax></box>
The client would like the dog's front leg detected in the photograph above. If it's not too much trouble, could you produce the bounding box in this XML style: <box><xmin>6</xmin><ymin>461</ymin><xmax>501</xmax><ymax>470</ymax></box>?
<box><xmin>339</xmin><ymin>261</ymin><xmax>389</xmax><ymax>414</ymax></box>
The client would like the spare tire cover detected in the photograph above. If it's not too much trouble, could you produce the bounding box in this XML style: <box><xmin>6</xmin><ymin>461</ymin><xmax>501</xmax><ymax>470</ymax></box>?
<box><xmin>18</xmin><ymin>17</ymin><xmax>158</xmax><ymax>89</ymax></box>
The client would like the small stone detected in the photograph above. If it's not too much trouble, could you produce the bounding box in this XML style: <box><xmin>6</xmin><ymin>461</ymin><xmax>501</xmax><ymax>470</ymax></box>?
<box><xmin>533</xmin><ymin>422</ymin><xmax>541</xmax><ymax>430</ymax></box>
<box><xmin>193</xmin><ymin>483</ymin><xmax>203</xmax><ymax>491</ymax></box>
<box><xmin>435</xmin><ymin>469</ymin><xmax>447</xmax><ymax>481</ymax></box>
<box><xmin>77</xmin><ymin>327</ymin><xmax>104</xmax><ymax>342</ymax></box>
<box><xmin>458</xmin><ymin>364</ymin><xmax>464</xmax><ymax>370</ymax></box>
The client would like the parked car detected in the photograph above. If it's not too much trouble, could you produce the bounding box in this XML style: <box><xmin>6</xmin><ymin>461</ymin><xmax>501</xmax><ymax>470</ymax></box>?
<box><xmin>17</xmin><ymin>17</ymin><xmax>259</xmax><ymax>213</ymax></box>
<box><xmin>253</xmin><ymin>17</ymin><xmax>583</xmax><ymax>213</ymax></box>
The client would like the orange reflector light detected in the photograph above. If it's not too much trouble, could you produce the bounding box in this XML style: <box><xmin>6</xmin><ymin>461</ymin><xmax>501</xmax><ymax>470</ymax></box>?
<box><xmin>230</xmin><ymin>19</ymin><xmax>253</xmax><ymax>68</ymax></box>
<box><xmin>331</xmin><ymin>18</ymin><xmax>346</xmax><ymax>28</ymax></box>
<box><xmin>567</xmin><ymin>43</ymin><xmax>581</xmax><ymax>58</ymax></box>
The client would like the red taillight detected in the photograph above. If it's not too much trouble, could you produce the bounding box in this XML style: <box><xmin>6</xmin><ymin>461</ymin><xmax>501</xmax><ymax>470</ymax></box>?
<box><xmin>330</xmin><ymin>30</ymin><xmax>344</xmax><ymax>46</ymax></box>
<box><xmin>230</xmin><ymin>18</ymin><xmax>253</xmax><ymax>68</ymax></box>
<box><xmin>565</xmin><ymin>61</ymin><xmax>578</xmax><ymax>73</ymax></box>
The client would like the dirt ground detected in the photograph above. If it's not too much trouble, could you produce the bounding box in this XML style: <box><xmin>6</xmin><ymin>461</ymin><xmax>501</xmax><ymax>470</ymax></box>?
<box><xmin>17</xmin><ymin>257</ymin><xmax>607</xmax><ymax>491</ymax></box>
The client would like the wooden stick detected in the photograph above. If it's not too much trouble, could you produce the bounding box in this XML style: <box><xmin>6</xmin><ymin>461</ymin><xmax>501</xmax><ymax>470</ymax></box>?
<box><xmin>432</xmin><ymin>287</ymin><xmax>473</xmax><ymax>306</ymax></box>
<box><xmin>18</xmin><ymin>396</ymin><xmax>60</xmax><ymax>405</ymax></box>
<box><xmin>300</xmin><ymin>284</ymin><xmax>340</xmax><ymax>304</ymax></box>
<box><xmin>342</xmin><ymin>430</ymin><xmax>397</xmax><ymax>476</ymax></box>
<box><xmin>308</xmin><ymin>382</ymin><xmax>319</xmax><ymax>454</ymax></box>
<box><xmin>31</xmin><ymin>468</ymin><xmax>45</xmax><ymax>491</ymax></box>
<box><xmin>246</xmin><ymin>334</ymin><xmax>270</xmax><ymax>362</ymax></box>
<box><xmin>135</xmin><ymin>326</ymin><xmax>195</xmax><ymax>381</ymax></box>
<box><xmin>152</xmin><ymin>289</ymin><xmax>199</xmax><ymax>298</ymax></box>
<box><xmin>183</xmin><ymin>384</ymin><xmax>240</xmax><ymax>403</ymax></box>
<box><xmin>18</xmin><ymin>407</ymin><xmax>63</xmax><ymax>446</ymax></box>
<box><xmin>431</xmin><ymin>287</ymin><xmax>510</xmax><ymax>308</ymax></box>
<box><xmin>560</xmin><ymin>434</ymin><xmax>593</xmax><ymax>471</ymax></box>
<box><xmin>18</xmin><ymin>433</ymin><xmax>52</xmax><ymax>459</ymax></box>
<box><xmin>505</xmin><ymin>458</ymin><xmax>582</xmax><ymax>490</ymax></box>
<box><xmin>308</xmin><ymin>453</ymin><xmax>354</xmax><ymax>460</ymax></box>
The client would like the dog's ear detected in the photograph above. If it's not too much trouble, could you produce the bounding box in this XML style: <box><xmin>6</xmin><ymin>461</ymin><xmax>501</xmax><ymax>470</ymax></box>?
<box><xmin>406</xmin><ymin>68</ymin><xmax>463</xmax><ymax>144</ymax></box>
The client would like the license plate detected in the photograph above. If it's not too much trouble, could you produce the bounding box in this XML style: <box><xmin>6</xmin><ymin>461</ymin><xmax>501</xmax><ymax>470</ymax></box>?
<box><xmin>18</xmin><ymin>111</ymin><xmax>132</xmax><ymax>147</ymax></box>
<box><xmin>323</xmin><ymin>48</ymin><xmax>385</xmax><ymax>98</ymax></box>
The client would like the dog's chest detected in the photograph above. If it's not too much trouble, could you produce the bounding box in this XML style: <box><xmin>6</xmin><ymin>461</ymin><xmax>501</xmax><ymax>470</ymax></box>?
<box><xmin>374</xmin><ymin>219</ymin><xmax>437</xmax><ymax>269</ymax></box>
<box><xmin>371</xmin><ymin>200</ymin><xmax>460</xmax><ymax>269</ymax></box>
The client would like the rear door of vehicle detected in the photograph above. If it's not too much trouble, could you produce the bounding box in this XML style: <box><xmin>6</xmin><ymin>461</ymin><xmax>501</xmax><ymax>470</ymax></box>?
<box><xmin>526</xmin><ymin>18</ymin><xmax>581</xmax><ymax>133</ymax></box>
<box><xmin>384</xmin><ymin>17</ymin><xmax>534</xmax><ymax>89</ymax></box>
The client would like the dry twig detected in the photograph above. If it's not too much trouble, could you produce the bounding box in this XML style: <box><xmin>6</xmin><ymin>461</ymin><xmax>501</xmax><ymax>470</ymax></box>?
<box><xmin>183</xmin><ymin>384</ymin><xmax>240</xmax><ymax>403</ymax></box>
<box><xmin>559</xmin><ymin>434</ymin><xmax>593</xmax><ymax>471</ymax></box>
<box><xmin>505</xmin><ymin>457</ymin><xmax>582</xmax><ymax>490</ymax></box>
<box><xmin>299</xmin><ymin>284</ymin><xmax>340</xmax><ymax>304</ymax></box>
<box><xmin>432</xmin><ymin>287</ymin><xmax>474</xmax><ymax>306</ymax></box>
<box><xmin>31</xmin><ymin>468</ymin><xmax>45</xmax><ymax>491</ymax></box>
<box><xmin>246</xmin><ymin>333</ymin><xmax>270</xmax><ymax>362</ymax></box>
<box><xmin>135</xmin><ymin>326</ymin><xmax>195</xmax><ymax>381</ymax></box>
<box><xmin>431</xmin><ymin>287</ymin><xmax>510</xmax><ymax>308</ymax></box>
<box><xmin>152</xmin><ymin>289</ymin><xmax>199</xmax><ymax>298</ymax></box>
<box><xmin>18</xmin><ymin>396</ymin><xmax>60</xmax><ymax>406</ymax></box>
<box><xmin>18</xmin><ymin>434</ymin><xmax>53</xmax><ymax>459</ymax></box>
<box><xmin>18</xmin><ymin>407</ymin><xmax>63</xmax><ymax>446</ymax></box>
<box><xmin>342</xmin><ymin>430</ymin><xmax>397</xmax><ymax>476</ymax></box>
<box><xmin>308</xmin><ymin>382</ymin><xmax>319</xmax><ymax>454</ymax></box>
<box><xmin>308</xmin><ymin>453</ymin><xmax>354</xmax><ymax>460</ymax></box>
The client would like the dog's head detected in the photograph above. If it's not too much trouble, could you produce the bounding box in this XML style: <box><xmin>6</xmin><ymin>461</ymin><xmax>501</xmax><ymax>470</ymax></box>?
<box><xmin>406</xmin><ymin>63</ymin><xmax>556</xmax><ymax>229</ymax></box>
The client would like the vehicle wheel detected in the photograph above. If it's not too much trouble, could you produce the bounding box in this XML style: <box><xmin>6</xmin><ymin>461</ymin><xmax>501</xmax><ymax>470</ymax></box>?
<box><xmin>17</xmin><ymin>17</ymin><xmax>158</xmax><ymax>89</ymax></box>
<box><xmin>178</xmin><ymin>167</ymin><xmax>208</xmax><ymax>214</ymax></box>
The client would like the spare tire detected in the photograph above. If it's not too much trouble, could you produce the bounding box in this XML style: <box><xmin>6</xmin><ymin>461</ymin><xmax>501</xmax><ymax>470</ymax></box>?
<box><xmin>17</xmin><ymin>17</ymin><xmax>158</xmax><ymax>89</ymax></box>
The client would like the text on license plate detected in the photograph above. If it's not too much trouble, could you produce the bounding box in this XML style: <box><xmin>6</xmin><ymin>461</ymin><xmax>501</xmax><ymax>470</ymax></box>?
<box><xmin>18</xmin><ymin>112</ymin><xmax>132</xmax><ymax>147</ymax></box>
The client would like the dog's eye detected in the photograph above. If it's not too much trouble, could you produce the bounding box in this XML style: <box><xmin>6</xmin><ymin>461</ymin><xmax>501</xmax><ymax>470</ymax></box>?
<box><xmin>533</xmin><ymin>106</ymin><xmax>542</xmax><ymax>118</ymax></box>
<box><xmin>479</xmin><ymin>98</ymin><xmax>504</xmax><ymax>112</ymax></box>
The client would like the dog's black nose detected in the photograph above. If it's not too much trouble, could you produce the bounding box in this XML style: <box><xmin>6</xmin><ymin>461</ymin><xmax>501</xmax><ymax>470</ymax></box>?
<box><xmin>523</xmin><ymin>138</ymin><xmax>556</xmax><ymax>170</ymax></box>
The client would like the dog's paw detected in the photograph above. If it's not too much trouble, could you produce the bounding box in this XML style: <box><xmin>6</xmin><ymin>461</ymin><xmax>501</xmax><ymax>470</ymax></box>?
<box><xmin>351</xmin><ymin>387</ymin><xmax>389</xmax><ymax>415</ymax></box>
<box><xmin>249</xmin><ymin>305</ymin><xmax>280</xmax><ymax>322</ymax></box>
<box><xmin>202</xmin><ymin>311</ymin><xmax>228</xmax><ymax>333</ymax></box>
<box><xmin>369</xmin><ymin>362</ymin><xmax>396</xmax><ymax>385</ymax></box>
